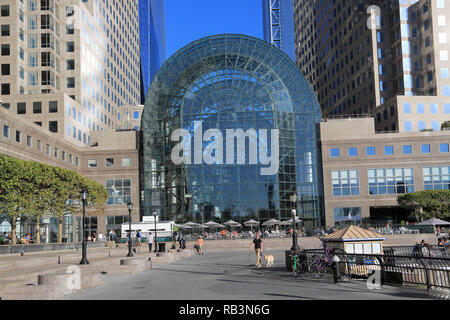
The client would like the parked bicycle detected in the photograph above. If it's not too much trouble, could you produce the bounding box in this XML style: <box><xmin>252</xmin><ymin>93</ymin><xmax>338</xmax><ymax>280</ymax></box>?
<box><xmin>308</xmin><ymin>247</ymin><xmax>346</xmax><ymax>278</ymax></box>
<box><xmin>290</xmin><ymin>250</ymin><xmax>309</xmax><ymax>278</ymax></box>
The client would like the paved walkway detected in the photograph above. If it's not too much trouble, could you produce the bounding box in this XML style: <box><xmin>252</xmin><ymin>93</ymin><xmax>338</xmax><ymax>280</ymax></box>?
<box><xmin>65</xmin><ymin>249</ymin><xmax>435</xmax><ymax>300</ymax></box>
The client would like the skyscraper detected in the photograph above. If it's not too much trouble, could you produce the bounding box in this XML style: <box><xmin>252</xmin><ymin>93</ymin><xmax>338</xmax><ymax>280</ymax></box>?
<box><xmin>294</xmin><ymin>0</ymin><xmax>450</xmax><ymax>133</ymax></box>
<box><xmin>139</xmin><ymin>0</ymin><xmax>166</xmax><ymax>104</ymax></box>
<box><xmin>262</xmin><ymin>0</ymin><xmax>296</xmax><ymax>61</ymax></box>
<box><xmin>0</xmin><ymin>0</ymin><xmax>141</xmax><ymax>146</ymax></box>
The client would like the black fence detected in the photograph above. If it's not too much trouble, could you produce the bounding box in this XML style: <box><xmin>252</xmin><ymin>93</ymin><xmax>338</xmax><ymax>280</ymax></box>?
<box><xmin>299</xmin><ymin>249</ymin><xmax>450</xmax><ymax>291</ymax></box>
<box><xmin>383</xmin><ymin>245</ymin><xmax>450</xmax><ymax>258</ymax></box>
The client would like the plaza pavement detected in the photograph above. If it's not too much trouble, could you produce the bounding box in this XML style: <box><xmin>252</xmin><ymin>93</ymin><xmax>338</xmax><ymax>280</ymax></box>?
<box><xmin>64</xmin><ymin>249</ymin><xmax>436</xmax><ymax>300</ymax></box>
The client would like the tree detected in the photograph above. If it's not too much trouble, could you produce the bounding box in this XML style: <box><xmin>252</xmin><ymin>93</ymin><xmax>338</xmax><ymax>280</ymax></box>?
<box><xmin>0</xmin><ymin>155</ymin><xmax>30</xmax><ymax>245</ymax></box>
<box><xmin>398</xmin><ymin>190</ymin><xmax>450</xmax><ymax>220</ymax></box>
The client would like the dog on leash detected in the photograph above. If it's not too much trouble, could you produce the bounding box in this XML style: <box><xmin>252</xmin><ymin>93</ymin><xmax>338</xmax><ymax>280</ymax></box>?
<box><xmin>263</xmin><ymin>254</ymin><xmax>274</xmax><ymax>268</ymax></box>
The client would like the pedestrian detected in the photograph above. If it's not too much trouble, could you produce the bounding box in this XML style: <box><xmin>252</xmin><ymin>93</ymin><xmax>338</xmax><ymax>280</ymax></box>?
<box><xmin>181</xmin><ymin>236</ymin><xmax>186</xmax><ymax>249</ymax></box>
<box><xmin>196</xmin><ymin>236</ymin><xmax>204</xmax><ymax>255</ymax></box>
<box><xmin>91</xmin><ymin>233</ymin><xmax>97</xmax><ymax>242</ymax></box>
<box><xmin>136</xmin><ymin>230</ymin><xmax>142</xmax><ymax>246</ymax></box>
<box><xmin>148</xmin><ymin>232</ymin><xmax>154</xmax><ymax>253</ymax></box>
<box><xmin>41</xmin><ymin>232</ymin><xmax>47</xmax><ymax>244</ymax></box>
<box><xmin>250</xmin><ymin>232</ymin><xmax>263</xmax><ymax>267</ymax></box>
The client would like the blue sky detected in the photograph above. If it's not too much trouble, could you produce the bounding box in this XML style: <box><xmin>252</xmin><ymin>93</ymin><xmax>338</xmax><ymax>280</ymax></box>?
<box><xmin>165</xmin><ymin>0</ymin><xmax>263</xmax><ymax>58</ymax></box>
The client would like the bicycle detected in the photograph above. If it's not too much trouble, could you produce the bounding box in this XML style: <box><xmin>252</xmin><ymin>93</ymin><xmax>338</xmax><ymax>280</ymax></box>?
<box><xmin>290</xmin><ymin>251</ymin><xmax>308</xmax><ymax>278</ymax></box>
<box><xmin>308</xmin><ymin>247</ymin><xmax>346</xmax><ymax>278</ymax></box>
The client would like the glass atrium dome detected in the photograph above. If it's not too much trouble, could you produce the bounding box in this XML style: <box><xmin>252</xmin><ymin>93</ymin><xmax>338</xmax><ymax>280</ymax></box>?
<box><xmin>141</xmin><ymin>34</ymin><xmax>323</xmax><ymax>229</ymax></box>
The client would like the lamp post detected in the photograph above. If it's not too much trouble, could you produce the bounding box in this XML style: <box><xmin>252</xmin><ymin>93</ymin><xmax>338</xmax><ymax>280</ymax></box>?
<box><xmin>153</xmin><ymin>210</ymin><xmax>157</xmax><ymax>253</ymax></box>
<box><xmin>80</xmin><ymin>190</ymin><xmax>89</xmax><ymax>265</ymax></box>
<box><xmin>127</xmin><ymin>202</ymin><xmax>133</xmax><ymax>257</ymax></box>
<box><xmin>290</xmin><ymin>193</ymin><xmax>299</xmax><ymax>251</ymax></box>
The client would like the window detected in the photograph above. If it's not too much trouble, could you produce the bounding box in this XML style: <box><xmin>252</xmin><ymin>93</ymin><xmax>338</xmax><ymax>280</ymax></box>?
<box><xmin>54</xmin><ymin>147</ymin><xmax>58</xmax><ymax>158</ymax></box>
<box><xmin>440</xmin><ymin>144</ymin><xmax>449</xmax><ymax>153</ymax></box>
<box><xmin>49</xmin><ymin>121</ymin><xmax>58</xmax><ymax>133</ymax></box>
<box><xmin>3</xmin><ymin>125</ymin><xmax>10</xmax><ymax>139</ymax></box>
<box><xmin>37</xmin><ymin>139</ymin><xmax>42</xmax><ymax>152</ymax></box>
<box><xmin>33</xmin><ymin>102</ymin><xmax>42</xmax><ymax>114</ymax></box>
<box><xmin>404</xmin><ymin>121</ymin><xmax>413</xmax><ymax>132</ymax></box>
<box><xmin>330</xmin><ymin>148</ymin><xmax>340</xmax><ymax>157</ymax></box>
<box><xmin>66</xmin><ymin>42</ymin><xmax>75</xmax><ymax>52</ymax></box>
<box><xmin>446</xmin><ymin>104</ymin><xmax>450</xmax><ymax>114</ymax></box>
<box><xmin>17</xmin><ymin>103</ymin><xmax>26</xmax><ymax>114</ymax></box>
<box><xmin>88</xmin><ymin>159</ymin><xmax>97</xmax><ymax>168</ymax></box>
<box><xmin>348</xmin><ymin>148</ymin><xmax>357</xmax><ymax>157</ymax></box>
<box><xmin>366</xmin><ymin>147</ymin><xmax>376</xmax><ymax>156</ymax></box>
<box><xmin>66</xmin><ymin>60</ymin><xmax>75</xmax><ymax>70</ymax></box>
<box><xmin>122</xmin><ymin>158</ymin><xmax>131</xmax><ymax>167</ymax></box>
<box><xmin>1</xmin><ymin>64</ymin><xmax>10</xmax><ymax>75</ymax></box>
<box><xmin>0</xmin><ymin>5</ymin><xmax>9</xmax><ymax>16</ymax></box>
<box><xmin>418</xmin><ymin>121</ymin><xmax>426</xmax><ymax>131</ymax></box>
<box><xmin>368</xmin><ymin>168</ymin><xmax>414</xmax><ymax>195</ymax></box>
<box><xmin>133</xmin><ymin>111</ymin><xmax>139</xmax><ymax>119</ymax></box>
<box><xmin>1</xmin><ymin>44</ymin><xmax>10</xmax><ymax>56</ymax></box>
<box><xmin>46</xmin><ymin>144</ymin><xmax>50</xmax><ymax>155</ymax></box>
<box><xmin>441</xmin><ymin>51</ymin><xmax>449</xmax><ymax>61</ymax></box>
<box><xmin>49</xmin><ymin>101</ymin><xmax>58</xmax><ymax>113</ymax></box>
<box><xmin>417</xmin><ymin>103</ymin><xmax>425</xmax><ymax>114</ymax></box>
<box><xmin>423</xmin><ymin>167</ymin><xmax>449</xmax><ymax>190</ymax></box>
<box><xmin>443</xmin><ymin>86</ymin><xmax>450</xmax><ymax>96</ymax></box>
<box><xmin>1</xmin><ymin>25</ymin><xmax>10</xmax><ymax>36</ymax></box>
<box><xmin>106</xmin><ymin>158</ymin><xmax>115</xmax><ymax>167</ymax></box>
<box><xmin>421</xmin><ymin>144</ymin><xmax>431</xmax><ymax>154</ymax></box>
<box><xmin>402</xmin><ymin>145</ymin><xmax>412</xmax><ymax>155</ymax></box>
<box><xmin>384</xmin><ymin>146</ymin><xmax>394</xmax><ymax>155</ymax></box>
<box><xmin>332</xmin><ymin>170</ymin><xmax>359</xmax><ymax>196</ymax></box>
<box><xmin>15</xmin><ymin>130</ymin><xmax>22</xmax><ymax>143</ymax></box>
<box><xmin>437</xmin><ymin>0</ymin><xmax>445</xmax><ymax>9</ymax></box>
<box><xmin>67</xmin><ymin>77</ymin><xmax>75</xmax><ymax>88</ymax></box>
<box><xmin>333</xmin><ymin>207</ymin><xmax>362</xmax><ymax>227</ymax></box>
<box><xmin>1</xmin><ymin>84</ymin><xmax>10</xmax><ymax>95</ymax></box>
<box><xmin>26</xmin><ymin>135</ymin><xmax>32</xmax><ymax>147</ymax></box>
<box><xmin>106</xmin><ymin>179</ymin><xmax>132</xmax><ymax>205</ymax></box>
<box><xmin>430</xmin><ymin>103</ymin><xmax>438</xmax><ymax>114</ymax></box>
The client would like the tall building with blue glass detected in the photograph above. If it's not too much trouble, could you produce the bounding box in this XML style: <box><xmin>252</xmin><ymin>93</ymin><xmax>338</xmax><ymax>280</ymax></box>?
<box><xmin>262</xmin><ymin>0</ymin><xmax>296</xmax><ymax>62</ymax></box>
<box><xmin>139</xmin><ymin>0</ymin><xmax>167</xmax><ymax>104</ymax></box>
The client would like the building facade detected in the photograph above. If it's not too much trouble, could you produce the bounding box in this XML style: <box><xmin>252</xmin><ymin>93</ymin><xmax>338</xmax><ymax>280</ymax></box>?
<box><xmin>141</xmin><ymin>34</ymin><xmax>324</xmax><ymax>230</ymax></box>
<box><xmin>294</xmin><ymin>0</ymin><xmax>450</xmax><ymax>133</ymax></box>
<box><xmin>139</xmin><ymin>0</ymin><xmax>166</xmax><ymax>104</ymax></box>
<box><xmin>321</xmin><ymin>117</ymin><xmax>450</xmax><ymax>228</ymax></box>
<box><xmin>262</xmin><ymin>0</ymin><xmax>296</xmax><ymax>61</ymax></box>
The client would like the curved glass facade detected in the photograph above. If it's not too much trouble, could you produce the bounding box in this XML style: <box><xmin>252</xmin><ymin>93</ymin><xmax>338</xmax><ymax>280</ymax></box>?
<box><xmin>141</xmin><ymin>34</ymin><xmax>323</xmax><ymax>229</ymax></box>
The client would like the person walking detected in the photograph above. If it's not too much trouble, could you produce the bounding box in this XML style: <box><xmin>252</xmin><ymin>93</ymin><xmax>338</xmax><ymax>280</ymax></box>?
<box><xmin>136</xmin><ymin>230</ymin><xmax>142</xmax><ymax>246</ymax></box>
<box><xmin>148</xmin><ymin>232</ymin><xmax>154</xmax><ymax>253</ymax></box>
<box><xmin>196</xmin><ymin>236</ymin><xmax>204</xmax><ymax>255</ymax></box>
<box><xmin>250</xmin><ymin>232</ymin><xmax>263</xmax><ymax>267</ymax></box>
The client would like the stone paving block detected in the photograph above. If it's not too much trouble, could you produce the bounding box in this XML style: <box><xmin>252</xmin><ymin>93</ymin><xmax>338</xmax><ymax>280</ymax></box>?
<box><xmin>0</xmin><ymin>284</ymin><xmax>64</xmax><ymax>300</ymax></box>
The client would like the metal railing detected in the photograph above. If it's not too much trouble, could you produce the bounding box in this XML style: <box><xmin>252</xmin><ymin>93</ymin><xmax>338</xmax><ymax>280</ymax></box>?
<box><xmin>384</xmin><ymin>246</ymin><xmax>450</xmax><ymax>259</ymax></box>
<box><xmin>301</xmin><ymin>249</ymin><xmax>450</xmax><ymax>291</ymax></box>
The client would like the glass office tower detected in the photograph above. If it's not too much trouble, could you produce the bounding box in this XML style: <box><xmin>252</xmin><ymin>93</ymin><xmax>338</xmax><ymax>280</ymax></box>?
<box><xmin>141</xmin><ymin>34</ymin><xmax>323</xmax><ymax>230</ymax></box>
<box><xmin>139</xmin><ymin>0</ymin><xmax>166</xmax><ymax>104</ymax></box>
<box><xmin>262</xmin><ymin>0</ymin><xmax>296</xmax><ymax>61</ymax></box>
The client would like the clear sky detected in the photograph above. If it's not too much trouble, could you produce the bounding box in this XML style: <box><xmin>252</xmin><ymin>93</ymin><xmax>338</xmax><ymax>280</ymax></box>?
<box><xmin>165</xmin><ymin>0</ymin><xmax>263</xmax><ymax>58</ymax></box>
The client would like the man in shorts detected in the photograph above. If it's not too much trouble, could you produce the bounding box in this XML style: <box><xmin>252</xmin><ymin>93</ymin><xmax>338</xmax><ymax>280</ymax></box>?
<box><xmin>250</xmin><ymin>232</ymin><xmax>263</xmax><ymax>267</ymax></box>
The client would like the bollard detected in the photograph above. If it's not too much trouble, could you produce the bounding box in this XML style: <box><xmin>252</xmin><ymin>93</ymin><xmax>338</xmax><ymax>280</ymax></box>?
<box><xmin>58</xmin><ymin>256</ymin><xmax>61</xmax><ymax>264</ymax></box>
<box><xmin>20</xmin><ymin>246</ymin><xmax>25</xmax><ymax>256</ymax></box>
<box><xmin>332</xmin><ymin>255</ymin><xmax>341</xmax><ymax>283</ymax></box>
<box><xmin>109</xmin><ymin>251</ymin><xmax>111</xmax><ymax>257</ymax></box>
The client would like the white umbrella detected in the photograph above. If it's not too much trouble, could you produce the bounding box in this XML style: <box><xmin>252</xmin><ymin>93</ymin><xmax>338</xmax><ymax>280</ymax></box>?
<box><xmin>262</xmin><ymin>219</ymin><xmax>282</xmax><ymax>226</ymax></box>
<box><xmin>223</xmin><ymin>220</ymin><xmax>242</xmax><ymax>227</ymax></box>
<box><xmin>243</xmin><ymin>219</ymin><xmax>260</xmax><ymax>226</ymax></box>
<box><xmin>280</xmin><ymin>218</ymin><xmax>302</xmax><ymax>226</ymax></box>
<box><xmin>416</xmin><ymin>218</ymin><xmax>450</xmax><ymax>226</ymax></box>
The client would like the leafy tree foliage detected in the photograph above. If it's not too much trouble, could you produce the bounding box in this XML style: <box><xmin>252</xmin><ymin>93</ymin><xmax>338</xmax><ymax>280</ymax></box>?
<box><xmin>398</xmin><ymin>190</ymin><xmax>450</xmax><ymax>220</ymax></box>
<box><xmin>0</xmin><ymin>154</ymin><xmax>108</xmax><ymax>244</ymax></box>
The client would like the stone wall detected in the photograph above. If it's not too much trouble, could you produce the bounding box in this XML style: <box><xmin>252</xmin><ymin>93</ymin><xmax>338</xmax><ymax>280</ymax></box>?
<box><xmin>186</xmin><ymin>234</ymin><xmax>438</xmax><ymax>252</ymax></box>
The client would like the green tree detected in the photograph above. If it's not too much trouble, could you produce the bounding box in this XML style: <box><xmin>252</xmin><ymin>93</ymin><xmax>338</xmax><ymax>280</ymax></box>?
<box><xmin>0</xmin><ymin>155</ymin><xmax>30</xmax><ymax>245</ymax></box>
<box><xmin>398</xmin><ymin>190</ymin><xmax>450</xmax><ymax>220</ymax></box>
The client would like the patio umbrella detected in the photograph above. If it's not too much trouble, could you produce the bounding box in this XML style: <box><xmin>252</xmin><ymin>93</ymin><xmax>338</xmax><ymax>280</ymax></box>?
<box><xmin>223</xmin><ymin>220</ymin><xmax>242</xmax><ymax>227</ymax></box>
<box><xmin>416</xmin><ymin>218</ymin><xmax>450</xmax><ymax>226</ymax></box>
<box><xmin>280</xmin><ymin>217</ymin><xmax>302</xmax><ymax>226</ymax></box>
<box><xmin>243</xmin><ymin>219</ymin><xmax>260</xmax><ymax>233</ymax></box>
<box><xmin>262</xmin><ymin>219</ymin><xmax>282</xmax><ymax>226</ymax></box>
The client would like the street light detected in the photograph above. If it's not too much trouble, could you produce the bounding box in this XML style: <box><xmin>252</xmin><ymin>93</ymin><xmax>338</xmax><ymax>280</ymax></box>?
<box><xmin>153</xmin><ymin>209</ymin><xmax>158</xmax><ymax>253</ymax></box>
<box><xmin>290</xmin><ymin>193</ymin><xmax>299</xmax><ymax>251</ymax></box>
<box><xmin>80</xmin><ymin>190</ymin><xmax>89</xmax><ymax>265</ymax></box>
<box><xmin>127</xmin><ymin>202</ymin><xmax>133</xmax><ymax>257</ymax></box>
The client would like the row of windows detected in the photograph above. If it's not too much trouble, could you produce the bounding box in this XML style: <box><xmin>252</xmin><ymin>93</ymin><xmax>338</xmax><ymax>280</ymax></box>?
<box><xmin>88</xmin><ymin>157</ymin><xmax>132</xmax><ymax>169</ymax></box>
<box><xmin>330</xmin><ymin>143</ymin><xmax>449</xmax><ymax>157</ymax></box>
<box><xmin>2</xmin><ymin>124</ymin><xmax>79</xmax><ymax>166</ymax></box>
<box><xmin>403</xmin><ymin>103</ymin><xmax>450</xmax><ymax>114</ymax></box>
<box><xmin>332</xmin><ymin>166</ymin><xmax>450</xmax><ymax>197</ymax></box>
